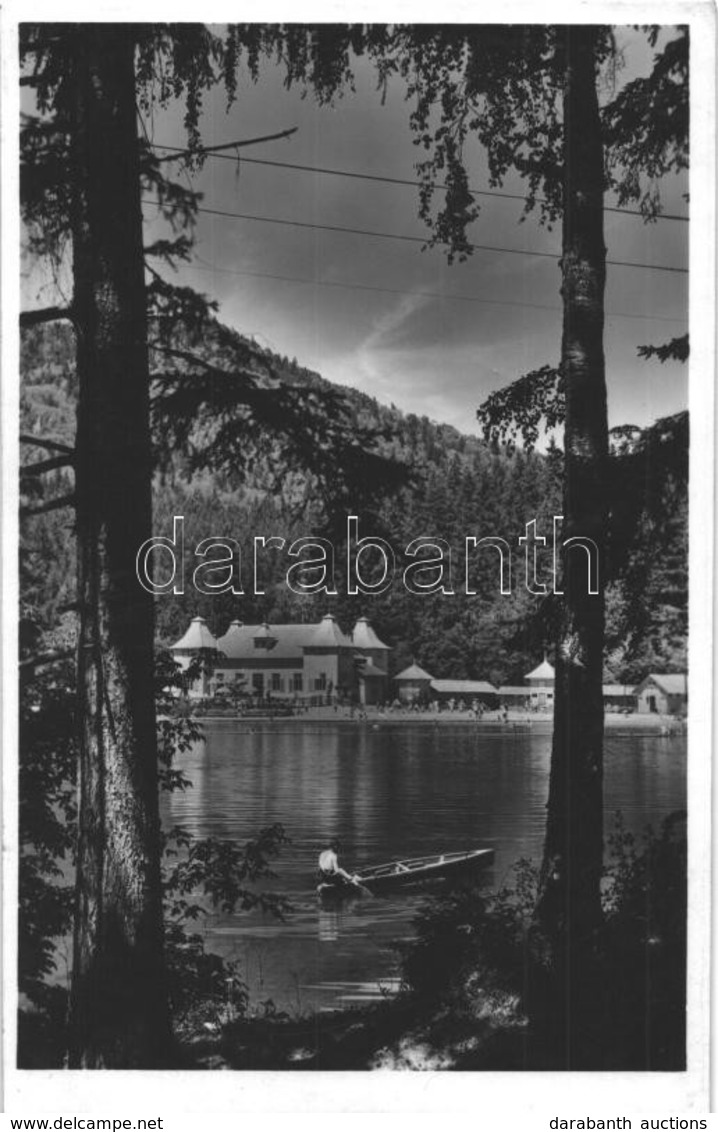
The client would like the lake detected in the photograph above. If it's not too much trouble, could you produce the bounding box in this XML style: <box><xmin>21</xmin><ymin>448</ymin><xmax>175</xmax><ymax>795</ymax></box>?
<box><xmin>164</xmin><ymin>719</ymin><xmax>686</xmax><ymax>1016</ymax></box>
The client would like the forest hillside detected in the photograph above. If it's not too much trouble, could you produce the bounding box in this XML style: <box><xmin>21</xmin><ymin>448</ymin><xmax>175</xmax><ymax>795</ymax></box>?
<box><xmin>20</xmin><ymin>318</ymin><xmax>687</xmax><ymax>686</ymax></box>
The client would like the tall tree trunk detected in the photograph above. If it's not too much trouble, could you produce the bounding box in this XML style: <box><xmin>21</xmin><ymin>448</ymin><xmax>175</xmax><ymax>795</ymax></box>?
<box><xmin>67</xmin><ymin>26</ymin><xmax>171</xmax><ymax>1068</ymax></box>
<box><xmin>537</xmin><ymin>28</ymin><xmax>608</xmax><ymax>946</ymax></box>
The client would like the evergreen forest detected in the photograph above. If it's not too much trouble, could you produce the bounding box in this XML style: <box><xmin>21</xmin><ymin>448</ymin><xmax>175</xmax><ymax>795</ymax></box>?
<box><xmin>21</xmin><ymin>315</ymin><xmax>688</xmax><ymax>689</ymax></box>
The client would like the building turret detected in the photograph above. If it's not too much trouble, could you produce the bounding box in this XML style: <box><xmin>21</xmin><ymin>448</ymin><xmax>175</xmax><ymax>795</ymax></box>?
<box><xmin>170</xmin><ymin>617</ymin><xmax>222</xmax><ymax>698</ymax></box>
<box><xmin>351</xmin><ymin>616</ymin><xmax>390</xmax><ymax>672</ymax></box>
<box><xmin>171</xmin><ymin>616</ymin><xmax>219</xmax><ymax>655</ymax></box>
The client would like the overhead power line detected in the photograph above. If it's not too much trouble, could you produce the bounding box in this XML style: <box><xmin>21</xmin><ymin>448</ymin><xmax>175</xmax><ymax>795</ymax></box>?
<box><xmin>187</xmin><ymin>258</ymin><xmax>687</xmax><ymax>325</ymax></box>
<box><xmin>150</xmin><ymin>143</ymin><xmax>690</xmax><ymax>224</ymax></box>
<box><xmin>143</xmin><ymin>198</ymin><xmax>689</xmax><ymax>275</ymax></box>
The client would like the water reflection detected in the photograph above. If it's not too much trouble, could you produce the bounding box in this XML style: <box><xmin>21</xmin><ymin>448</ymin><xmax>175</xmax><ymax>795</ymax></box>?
<box><xmin>317</xmin><ymin>906</ymin><xmax>339</xmax><ymax>943</ymax></box>
<box><xmin>163</xmin><ymin>721</ymin><xmax>686</xmax><ymax>1013</ymax></box>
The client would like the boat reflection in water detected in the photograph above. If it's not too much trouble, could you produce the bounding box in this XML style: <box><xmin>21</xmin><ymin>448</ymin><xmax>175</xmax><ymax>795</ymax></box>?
<box><xmin>317</xmin><ymin>886</ymin><xmax>366</xmax><ymax>941</ymax></box>
<box><xmin>317</xmin><ymin>905</ymin><xmax>340</xmax><ymax>943</ymax></box>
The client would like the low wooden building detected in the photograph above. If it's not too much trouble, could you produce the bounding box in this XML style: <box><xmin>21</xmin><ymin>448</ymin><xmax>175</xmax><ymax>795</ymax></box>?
<box><xmin>602</xmin><ymin>684</ymin><xmax>637</xmax><ymax>711</ymax></box>
<box><xmin>497</xmin><ymin>685</ymin><xmax>531</xmax><ymax>708</ymax></box>
<box><xmin>517</xmin><ymin>658</ymin><xmax>642</xmax><ymax>714</ymax></box>
<box><xmin>634</xmin><ymin>673</ymin><xmax>688</xmax><ymax>716</ymax></box>
<box><xmin>393</xmin><ymin>662</ymin><xmax>434</xmax><ymax>704</ymax></box>
<box><xmin>429</xmin><ymin>679</ymin><xmax>497</xmax><ymax>706</ymax></box>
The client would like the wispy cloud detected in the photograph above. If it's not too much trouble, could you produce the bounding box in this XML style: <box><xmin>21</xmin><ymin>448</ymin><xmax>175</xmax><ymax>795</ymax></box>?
<box><xmin>354</xmin><ymin>292</ymin><xmax>431</xmax><ymax>397</ymax></box>
<box><xmin>363</xmin><ymin>291</ymin><xmax>431</xmax><ymax>353</ymax></box>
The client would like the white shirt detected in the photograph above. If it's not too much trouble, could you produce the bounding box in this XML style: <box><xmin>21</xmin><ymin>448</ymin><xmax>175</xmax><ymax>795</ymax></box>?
<box><xmin>319</xmin><ymin>848</ymin><xmax>339</xmax><ymax>873</ymax></box>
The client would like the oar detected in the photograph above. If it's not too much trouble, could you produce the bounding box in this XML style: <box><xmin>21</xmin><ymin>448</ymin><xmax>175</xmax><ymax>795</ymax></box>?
<box><xmin>350</xmin><ymin>874</ymin><xmax>373</xmax><ymax>895</ymax></box>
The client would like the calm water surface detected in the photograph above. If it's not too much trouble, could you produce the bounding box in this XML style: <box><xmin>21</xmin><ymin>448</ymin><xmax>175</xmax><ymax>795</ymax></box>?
<box><xmin>164</xmin><ymin>720</ymin><xmax>686</xmax><ymax>1015</ymax></box>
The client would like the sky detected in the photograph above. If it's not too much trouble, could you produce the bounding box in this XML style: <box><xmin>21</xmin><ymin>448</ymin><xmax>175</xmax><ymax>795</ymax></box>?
<box><xmin>31</xmin><ymin>25</ymin><xmax>690</xmax><ymax>437</ymax></box>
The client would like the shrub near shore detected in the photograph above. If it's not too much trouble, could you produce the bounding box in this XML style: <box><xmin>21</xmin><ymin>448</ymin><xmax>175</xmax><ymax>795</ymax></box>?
<box><xmin>382</xmin><ymin>811</ymin><xmax>687</xmax><ymax>1071</ymax></box>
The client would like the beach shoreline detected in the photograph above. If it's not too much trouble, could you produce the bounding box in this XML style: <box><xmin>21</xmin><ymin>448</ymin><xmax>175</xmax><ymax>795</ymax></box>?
<box><xmin>191</xmin><ymin>704</ymin><xmax>685</xmax><ymax>733</ymax></box>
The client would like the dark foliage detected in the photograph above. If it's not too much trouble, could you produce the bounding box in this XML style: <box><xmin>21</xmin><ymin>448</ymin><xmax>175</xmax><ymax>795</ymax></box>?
<box><xmin>162</xmin><ymin>821</ymin><xmax>290</xmax><ymax>1033</ymax></box>
<box><xmin>149</xmin><ymin>318</ymin><xmax>410</xmax><ymax>521</ymax></box>
<box><xmin>18</xmin><ymin>660</ymin><xmax>76</xmax><ymax>1010</ymax></box>
<box><xmin>17</xmin><ymin>643</ymin><xmax>292</xmax><ymax>1065</ymax></box>
<box><xmin>396</xmin><ymin>812</ymin><xmax>687</xmax><ymax>1069</ymax></box>
<box><xmin>476</xmin><ymin>365</ymin><xmax>563</xmax><ymax>452</ymax></box>
<box><xmin>637</xmin><ymin>334</ymin><xmax>690</xmax><ymax>363</ymax></box>
<box><xmin>602</xmin><ymin>28</ymin><xmax>689</xmax><ymax>218</ymax></box>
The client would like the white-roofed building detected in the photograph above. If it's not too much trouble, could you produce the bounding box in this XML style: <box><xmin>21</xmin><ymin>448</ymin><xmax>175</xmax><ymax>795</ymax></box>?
<box><xmin>525</xmin><ymin>657</ymin><xmax>555</xmax><ymax>683</ymax></box>
<box><xmin>170</xmin><ymin>613</ymin><xmax>391</xmax><ymax>704</ymax></box>
<box><xmin>352</xmin><ymin>616</ymin><xmax>392</xmax><ymax>664</ymax></box>
<box><xmin>172</xmin><ymin>615</ymin><xmax>220</xmax><ymax>653</ymax></box>
<box><xmin>507</xmin><ymin>659</ymin><xmax>687</xmax><ymax>716</ymax></box>
<box><xmin>350</xmin><ymin>616</ymin><xmax>392</xmax><ymax>705</ymax></box>
<box><xmin>171</xmin><ymin>616</ymin><xmax>224</xmax><ymax>697</ymax></box>
<box><xmin>393</xmin><ymin>662</ymin><xmax>434</xmax><ymax>704</ymax></box>
<box><xmin>525</xmin><ymin>655</ymin><xmax>556</xmax><ymax>710</ymax></box>
<box><xmin>521</xmin><ymin>657</ymin><xmax>636</xmax><ymax>713</ymax></box>
<box><xmin>634</xmin><ymin>673</ymin><xmax>687</xmax><ymax>716</ymax></box>
<box><xmin>302</xmin><ymin>613</ymin><xmax>356</xmax><ymax>700</ymax></box>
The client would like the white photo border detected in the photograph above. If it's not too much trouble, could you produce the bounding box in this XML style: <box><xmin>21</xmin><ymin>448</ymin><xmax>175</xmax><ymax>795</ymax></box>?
<box><xmin>2</xmin><ymin>0</ymin><xmax>714</xmax><ymax>1117</ymax></box>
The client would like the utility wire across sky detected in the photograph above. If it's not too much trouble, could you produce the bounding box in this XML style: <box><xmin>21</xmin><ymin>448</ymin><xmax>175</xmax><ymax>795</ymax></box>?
<box><xmin>142</xmin><ymin>198</ymin><xmax>689</xmax><ymax>275</ymax></box>
<box><xmin>149</xmin><ymin>142</ymin><xmax>690</xmax><ymax>224</ymax></box>
<box><xmin>187</xmin><ymin>258</ymin><xmax>686</xmax><ymax>326</ymax></box>
<box><xmin>135</xmin><ymin>85</ymin><xmax>688</xmax><ymax>433</ymax></box>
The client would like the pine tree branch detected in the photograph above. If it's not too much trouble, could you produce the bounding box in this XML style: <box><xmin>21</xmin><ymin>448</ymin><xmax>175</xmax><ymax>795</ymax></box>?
<box><xmin>144</xmin><ymin>236</ymin><xmax>192</xmax><ymax>263</ymax></box>
<box><xmin>21</xmin><ymin>493</ymin><xmax>75</xmax><ymax>517</ymax></box>
<box><xmin>149</xmin><ymin>343</ymin><xmax>214</xmax><ymax>370</ymax></box>
<box><xmin>20</xmin><ymin>306</ymin><xmax>74</xmax><ymax>328</ymax></box>
<box><xmin>154</xmin><ymin>128</ymin><xmax>298</xmax><ymax>163</ymax></box>
<box><xmin>21</xmin><ymin>454</ymin><xmax>74</xmax><ymax>475</ymax></box>
<box><xmin>20</xmin><ymin>435</ymin><xmax>74</xmax><ymax>455</ymax></box>
<box><xmin>149</xmin><ymin>343</ymin><xmax>262</xmax><ymax>380</ymax></box>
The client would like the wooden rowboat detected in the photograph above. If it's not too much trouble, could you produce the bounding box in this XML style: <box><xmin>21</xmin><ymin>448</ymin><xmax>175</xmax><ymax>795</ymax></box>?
<box><xmin>317</xmin><ymin>847</ymin><xmax>494</xmax><ymax>897</ymax></box>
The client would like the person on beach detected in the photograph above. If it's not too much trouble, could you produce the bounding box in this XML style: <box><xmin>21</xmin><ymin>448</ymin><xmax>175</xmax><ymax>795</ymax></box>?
<box><xmin>318</xmin><ymin>839</ymin><xmax>361</xmax><ymax>885</ymax></box>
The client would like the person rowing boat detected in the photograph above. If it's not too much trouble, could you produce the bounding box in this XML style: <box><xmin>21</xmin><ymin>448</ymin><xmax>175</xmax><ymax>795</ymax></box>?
<box><xmin>318</xmin><ymin>839</ymin><xmax>362</xmax><ymax>888</ymax></box>
<box><xmin>318</xmin><ymin>846</ymin><xmax>495</xmax><ymax>898</ymax></box>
